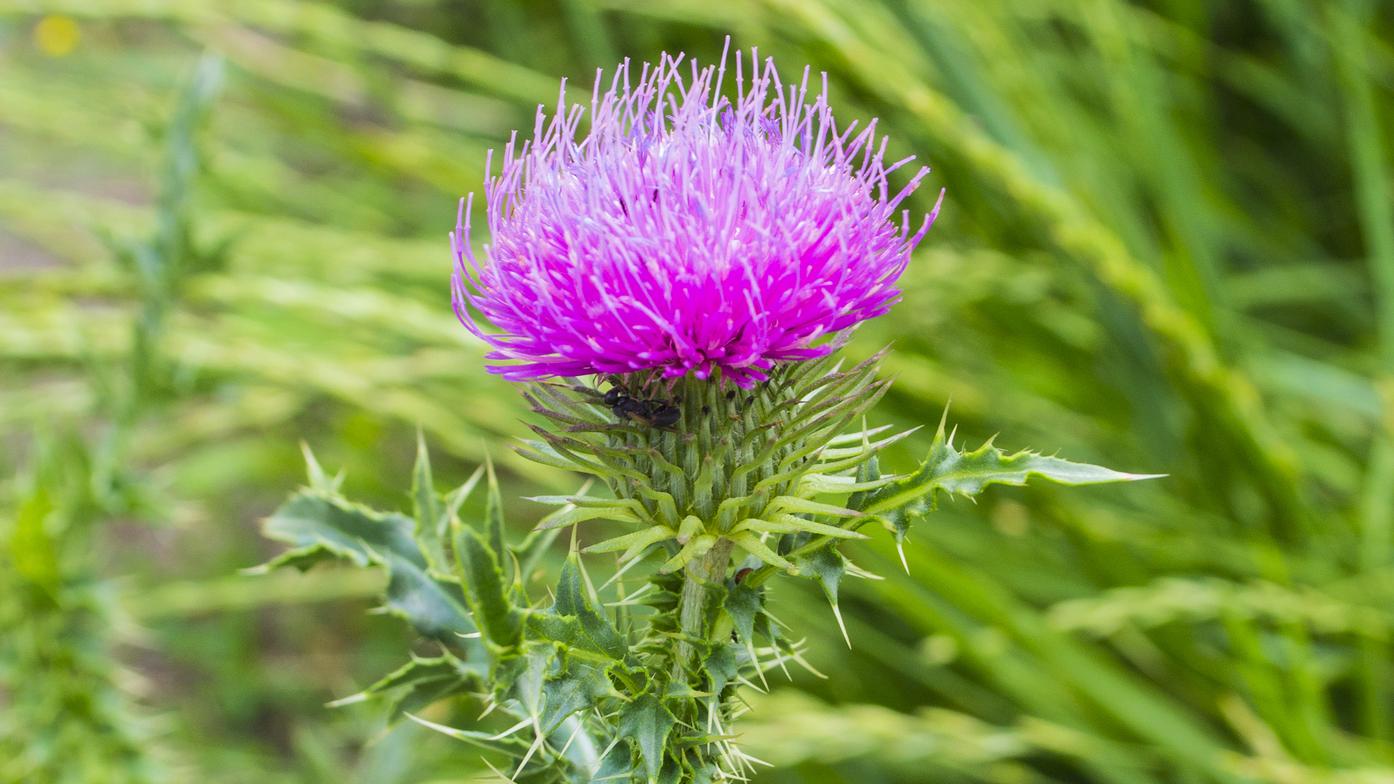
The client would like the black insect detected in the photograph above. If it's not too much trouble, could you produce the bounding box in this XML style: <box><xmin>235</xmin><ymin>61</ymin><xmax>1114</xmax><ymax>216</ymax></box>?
<box><xmin>603</xmin><ymin>387</ymin><xmax>681</xmax><ymax>429</ymax></box>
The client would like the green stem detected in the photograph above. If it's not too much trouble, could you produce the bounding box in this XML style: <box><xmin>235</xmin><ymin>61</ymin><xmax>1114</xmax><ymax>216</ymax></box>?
<box><xmin>668</xmin><ymin>536</ymin><xmax>734</xmax><ymax>782</ymax></box>
<box><xmin>674</xmin><ymin>537</ymin><xmax>734</xmax><ymax>678</ymax></box>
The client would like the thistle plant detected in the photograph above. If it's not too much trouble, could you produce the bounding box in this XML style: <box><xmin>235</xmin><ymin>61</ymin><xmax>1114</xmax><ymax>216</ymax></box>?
<box><xmin>261</xmin><ymin>46</ymin><xmax>1156</xmax><ymax>783</ymax></box>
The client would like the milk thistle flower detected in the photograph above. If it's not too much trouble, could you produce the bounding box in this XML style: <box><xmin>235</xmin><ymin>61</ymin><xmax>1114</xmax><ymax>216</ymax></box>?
<box><xmin>451</xmin><ymin>44</ymin><xmax>942</xmax><ymax>387</ymax></box>
<box><xmin>264</xmin><ymin>43</ymin><xmax>1156</xmax><ymax>784</ymax></box>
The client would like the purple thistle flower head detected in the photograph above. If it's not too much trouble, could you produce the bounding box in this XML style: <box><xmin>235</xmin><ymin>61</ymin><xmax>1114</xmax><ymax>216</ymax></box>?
<box><xmin>452</xmin><ymin>43</ymin><xmax>942</xmax><ymax>387</ymax></box>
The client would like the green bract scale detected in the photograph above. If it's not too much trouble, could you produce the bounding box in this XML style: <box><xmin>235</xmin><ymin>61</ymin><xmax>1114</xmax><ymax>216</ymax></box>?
<box><xmin>522</xmin><ymin>350</ymin><xmax>893</xmax><ymax>577</ymax></box>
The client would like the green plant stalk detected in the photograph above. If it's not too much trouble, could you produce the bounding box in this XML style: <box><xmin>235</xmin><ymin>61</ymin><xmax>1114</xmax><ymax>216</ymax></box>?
<box><xmin>675</xmin><ymin>537</ymin><xmax>735</xmax><ymax>679</ymax></box>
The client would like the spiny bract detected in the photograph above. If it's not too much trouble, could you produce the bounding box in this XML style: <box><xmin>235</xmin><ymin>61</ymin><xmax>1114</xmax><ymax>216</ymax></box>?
<box><xmin>452</xmin><ymin>44</ymin><xmax>943</xmax><ymax>387</ymax></box>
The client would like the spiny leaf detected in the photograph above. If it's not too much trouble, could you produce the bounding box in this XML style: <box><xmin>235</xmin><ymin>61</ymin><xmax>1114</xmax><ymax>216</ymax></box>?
<box><xmin>725</xmin><ymin>583</ymin><xmax>764</xmax><ymax>646</ymax></box>
<box><xmin>405</xmin><ymin>713</ymin><xmax>532</xmax><ymax>755</ymax></box>
<box><xmin>333</xmin><ymin>654</ymin><xmax>483</xmax><ymax>720</ymax></box>
<box><xmin>703</xmin><ymin>643</ymin><xmax>748</xmax><ymax>697</ymax></box>
<box><xmin>300</xmin><ymin>442</ymin><xmax>344</xmax><ymax>494</ymax></box>
<box><xmin>862</xmin><ymin>417</ymin><xmax>1162</xmax><ymax>518</ymax></box>
<box><xmin>593</xmin><ymin>744</ymin><xmax>640</xmax><ymax>784</ymax></box>
<box><xmin>846</xmin><ymin>451</ymin><xmax>883</xmax><ymax>513</ymax></box>
<box><xmin>411</xmin><ymin>431</ymin><xmax>445</xmax><ymax>569</ymax></box>
<box><xmin>492</xmin><ymin>646</ymin><xmax>552</xmax><ymax>718</ymax></box>
<box><xmin>539</xmin><ymin>660</ymin><xmax>613</xmax><ymax>734</ymax></box>
<box><xmin>797</xmin><ymin>547</ymin><xmax>850</xmax><ymax>648</ymax></box>
<box><xmin>351</xmin><ymin>654</ymin><xmax>469</xmax><ymax>696</ymax></box>
<box><xmin>617</xmin><ymin>694</ymin><xmax>677</xmax><ymax>784</ymax></box>
<box><xmin>452</xmin><ymin>523</ymin><xmax>523</xmax><ymax>648</ymax></box>
<box><xmin>260</xmin><ymin>491</ymin><xmax>421</xmax><ymax>570</ymax></box>
<box><xmin>380</xmin><ymin>551</ymin><xmax>475</xmax><ymax>641</ymax></box>
<box><xmin>553</xmin><ymin>554</ymin><xmax>627</xmax><ymax>659</ymax></box>
<box><xmin>525</xmin><ymin>613</ymin><xmax>610</xmax><ymax>661</ymax></box>
<box><xmin>483</xmin><ymin>457</ymin><xmax>507</xmax><ymax>571</ymax></box>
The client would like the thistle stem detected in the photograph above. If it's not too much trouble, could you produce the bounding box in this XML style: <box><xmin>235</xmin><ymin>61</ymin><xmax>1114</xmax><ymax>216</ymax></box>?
<box><xmin>674</xmin><ymin>537</ymin><xmax>734</xmax><ymax>678</ymax></box>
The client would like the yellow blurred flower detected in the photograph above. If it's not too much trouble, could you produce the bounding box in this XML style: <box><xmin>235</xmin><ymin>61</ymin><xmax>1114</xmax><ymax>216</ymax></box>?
<box><xmin>34</xmin><ymin>14</ymin><xmax>80</xmax><ymax>57</ymax></box>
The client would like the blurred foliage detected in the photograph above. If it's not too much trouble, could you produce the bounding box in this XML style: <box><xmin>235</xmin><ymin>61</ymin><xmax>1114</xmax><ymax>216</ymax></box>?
<box><xmin>1</xmin><ymin>1</ymin><xmax>1393</xmax><ymax>782</ymax></box>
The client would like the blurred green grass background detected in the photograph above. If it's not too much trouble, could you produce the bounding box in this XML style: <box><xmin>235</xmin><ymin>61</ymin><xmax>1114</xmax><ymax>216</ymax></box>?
<box><xmin>2</xmin><ymin>1</ymin><xmax>1393</xmax><ymax>782</ymax></box>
